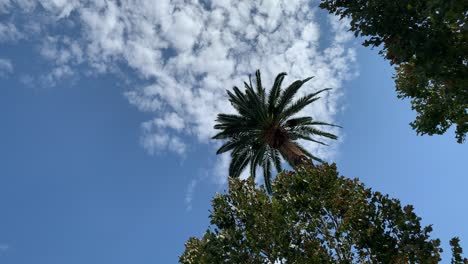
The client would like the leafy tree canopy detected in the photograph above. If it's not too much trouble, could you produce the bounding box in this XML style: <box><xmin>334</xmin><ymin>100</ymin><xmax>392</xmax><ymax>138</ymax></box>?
<box><xmin>180</xmin><ymin>163</ymin><xmax>466</xmax><ymax>263</ymax></box>
<box><xmin>320</xmin><ymin>0</ymin><xmax>467</xmax><ymax>143</ymax></box>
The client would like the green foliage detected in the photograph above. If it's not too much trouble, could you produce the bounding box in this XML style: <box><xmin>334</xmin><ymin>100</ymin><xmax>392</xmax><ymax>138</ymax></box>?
<box><xmin>319</xmin><ymin>0</ymin><xmax>468</xmax><ymax>143</ymax></box>
<box><xmin>213</xmin><ymin>70</ymin><xmax>338</xmax><ymax>193</ymax></box>
<box><xmin>450</xmin><ymin>237</ymin><xmax>468</xmax><ymax>264</ymax></box>
<box><xmin>179</xmin><ymin>164</ymin><xmax>466</xmax><ymax>263</ymax></box>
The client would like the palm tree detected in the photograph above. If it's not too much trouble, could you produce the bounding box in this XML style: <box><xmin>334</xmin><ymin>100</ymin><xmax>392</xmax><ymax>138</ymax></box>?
<box><xmin>213</xmin><ymin>70</ymin><xmax>339</xmax><ymax>193</ymax></box>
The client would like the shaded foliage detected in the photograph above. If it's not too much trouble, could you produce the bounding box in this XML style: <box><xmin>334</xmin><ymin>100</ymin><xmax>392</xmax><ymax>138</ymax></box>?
<box><xmin>451</xmin><ymin>237</ymin><xmax>468</xmax><ymax>264</ymax></box>
<box><xmin>213</xmin><ymin>70</ymin><xmax>338</xmax><ymax>193</ymax></box>
<box><xmin>320</xmin><ymin>0</ymin><xmax>468</xmax><ymax>143</ymax></box>
<box><xmin>180</xmin><ymin>164</ymin><xmax>464</xmax><ymax>263</ymax></box>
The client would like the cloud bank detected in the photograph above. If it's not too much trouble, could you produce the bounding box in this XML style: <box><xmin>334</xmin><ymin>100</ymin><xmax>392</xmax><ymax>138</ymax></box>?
<box><xmin>1</xmin><ymin>0</ymin><xmax>357</xmax><ymax>185</ymax></box>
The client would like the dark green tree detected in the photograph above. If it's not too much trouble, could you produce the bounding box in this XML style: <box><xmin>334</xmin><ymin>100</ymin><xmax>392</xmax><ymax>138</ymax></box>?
<box><xmin>180</xmin><ymin>163</ymin><xmax>466</xmax><ymax>263</ymax></box>
<box><xmin>320</xmin><ymin>0</ymin><xmax>467</xmax><ymax>143</ymax></box>
<box><xmin>450</xmin><ymin>237</ymin><xmax>468</xmax><ymax>264</ymax></box>
<box><xmin>213</xmin><ymin>70</ymin><xmax>338</xmax><ymax>193</ymax></box>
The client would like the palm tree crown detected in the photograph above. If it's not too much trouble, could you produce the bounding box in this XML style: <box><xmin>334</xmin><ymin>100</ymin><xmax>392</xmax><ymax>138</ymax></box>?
<box><xmin>213</xmin><ymin>70</ymin><xmax>338</xmax><ymax>193</ymax></box>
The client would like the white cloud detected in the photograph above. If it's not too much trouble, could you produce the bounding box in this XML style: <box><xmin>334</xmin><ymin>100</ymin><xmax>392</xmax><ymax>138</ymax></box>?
<box><xmin>302</xmin><ymin>22</ymin><xmax>320</xmax><ymax>43</ymax></box>
<box><xmin>140</xmin><ymin>131</ymin><xmax>187</xmax><ymax>156</ymax></box>
<box><xmin>0</xmin><ymin>58</ymin><xmax>13</xmax><ymax>77</ymax></box>
<box><xmin>2</xmin><ymin>0</ymin><xmax>358</xmax><ymax>184</ymax></box>
<box><xmin>15</xmin><ymin>0</ymin><xmax>36</xmax><ymax>11</ymax></box>
<box><xmin>144</xmin><ymin>112</ymin><xmax>185</xmax><ymax>132</ymax></box>
<box><xmin>164</xmin><ymin>7</ymin><xmax>203</xmax><ymax>52</ymax></box>
<box><xmin>0</xmin><ymin>22</ymin><xmax>22</xmax><ymax>42</ymax></box>
<box><xmin>213</xmin><ymin>154</ymin><xmax>231</xmax><ymax>186</ymax></box>
<box><xmin>328</xmin><ymin>14</ymin><xmax>354</xmax><ymax>44</ymax></box>
<box><xmin>39</xmin><ymin>0</ymin><xmax>80</xmax><ymax>18</ymax></box>
<box><xmin>0</xmin><ymin>0</ymin><xmax>11</xmax><ymax>13</ymax></box>
<box><xmin>40</xmin><ymin>36</ymin><xmax>83</xmax><ymax>65</ymax></box>
<box><xmin>185</xmin><ymin>179</ymin><xmax>197</xmax><ymax>211</ymax></box>
<box><xmin>40</xmin><ymin>65</ymin><xmax>74</xmax><ymax>86</ymax></box>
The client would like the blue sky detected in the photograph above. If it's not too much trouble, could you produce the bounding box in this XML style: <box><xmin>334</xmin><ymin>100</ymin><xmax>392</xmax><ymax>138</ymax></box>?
<box><xmin>1</xmin><ymin>1</ymin><xmax>467</xmax><ymax>263</ymax></box>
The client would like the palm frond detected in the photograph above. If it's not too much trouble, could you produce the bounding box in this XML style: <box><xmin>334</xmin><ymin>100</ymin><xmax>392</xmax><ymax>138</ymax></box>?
<box><xmin>232</xmin><ymin>86</ymin><xmax>246</xmax><ymax>99</ymax></box>
<box><xmin>279</xmin><ymin>88</ymin><xmax>332</xmax><ymax>121</ymax></box>
<box><xmin>255</xmin><ymin>70</ymin><xmax>265</xmax><ymax>103</ymax></box>
<box><xmin>295</xmin><ymin>143</ymin><xmax>325</xmax><ymax>163</ymax></box>
<box><xmin>294</xmin><ymin>126</ymin><xmax>338</xmax><ymax>140</ymax></box>
<box><xmin>280</xmin><ymin>96</ymin><xmax>320</xmax><ymax>121</ymax></box>
<box><xmin>268</xmin><ymin>72</ymin><xmax>287</xmax><ymax>113</ymax></box>
<box><xmin>214</xmin><ymin>125</ymin><xmax>256</xmax><ymax>136</ymax></box>
<box><xmin>289</xmin><ymin>132</ymin><xmax>329</xmax><ymax>146</ymax></box>
<box><xmin>271</xmin><ymin>149</ymin><xmax>283</xmax><ymax>173</ymax></box>
<box><xmin>262</xmin><ymin>158</ymin><xmax>273</xmax><ymax>194</ymax></box>
<box><xmin>285</xmin><ymin>118</ymin><xmax>341</xmax><ymax>130</ymax></box>
<box><xmin>250</xmin><ymin>145</ymin><xmax>267</xmax><ymax>180</ymax></box>
<box><xmin>284</xmin><ymin>116</ymin><xmax>313</xmax><ymax>127</ymax></box>
<box><xmin>216</xmin><ymin>135</ymin><xmax>254</xmax><ymax>154</ymax></box>
<box><xmin>215</xmin><ymin>113</ymin><xmax>247</xmax><ymax>124</ymax></box>
<box><xmin>275</xmin><ymin>77</ymin><xmax>313</xmax><ymax>115</ymax></box>
<box><xmin>227</xmin><ymin>88</ymin><xmax>250</xmax><ymax>117</ymax></box>
<box><xmin>299</xmin><ymin>121</ymin><xmax>342</xmax><ymax>128</ymax></box>
<box><xmin>213</xmin><ymin>113</ymin><xmax>258</xmax><ymax>132</ymax></box>
<box><xmin>229</xmin><ymin>149</ymin><xmax>251</xmax><ymax>178</ymax></box>
<box><xmin>212</xmin><ymin>127</ymin><xmax>258</xmax><ymax>140</ymax></box>
<box><xmin>308</xmin><ymin>87</ymin><xmax>332</xmax><ymax>98</ymax></box>
<box><xmin>244</xmin><ymin>82</ymin><xmax>267</xmax><ymax>121</ymax></box>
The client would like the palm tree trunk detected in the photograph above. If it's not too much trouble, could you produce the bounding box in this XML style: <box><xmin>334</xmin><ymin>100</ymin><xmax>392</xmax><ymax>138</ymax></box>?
<box><xmin>278</xmin><ymin>140</ymin><xmax>310</xmax><ymax>168</ymax></box>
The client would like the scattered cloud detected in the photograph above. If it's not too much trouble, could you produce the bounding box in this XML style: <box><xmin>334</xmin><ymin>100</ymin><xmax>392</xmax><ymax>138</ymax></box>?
<box><xmin>185</xmin><ymin>179</ymin><xmax>198</xmax><ymax>211</ymax></box>
<box><xmin>0</xmin><ymin>58</ymin><xmax>13</xmax><ymax>77</ymax></box>
<box><xmin>140</xmin><ymin>130</ymin><xmax>187</xmax><ymax>156</ymax></box>
<box><xmin>0</xmin><ymin>243</ymin><xmax>9</xmax><ymax>252</ymax></box>
<box><xmin>37</xmin><ymin>35</ymin><xmax>84</xmax><ymax>86</ymax></box>
<box><xmin>213</xmin><ymin>154</ymin><xmax>232</xmax><ymax>186</ymax></box>
<box><xmin>0</xmin><ymin>0</ymin><xmax>358</xmax><ymax>185</ymax></box>
<box><xmin>143</xmin><ymin>113</ymin><xmax>185</xmax><ymax>132</ymax></box>
<box><xmin>0</xmin><ymin>22</ymin><xmax>23</xmax><ymax>42</ymax></box>
<box><xmin>19</xmin><ymin>74</ymin><xmax>34</xmax><ymax>87</ymax></box>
